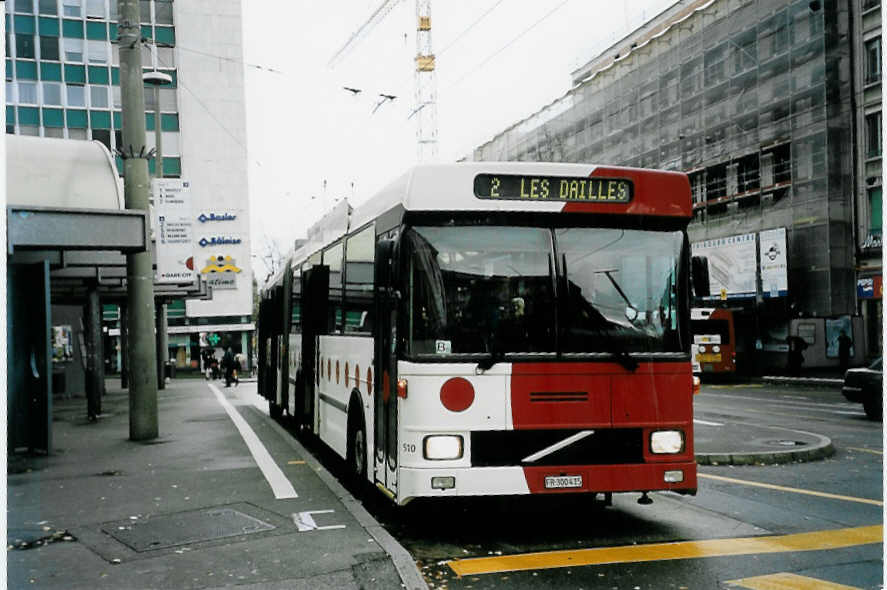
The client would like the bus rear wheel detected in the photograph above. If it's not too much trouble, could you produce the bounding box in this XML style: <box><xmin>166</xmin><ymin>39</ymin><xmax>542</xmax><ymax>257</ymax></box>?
<box><xmin>863</xmin><ymin>394</ymin><xmax>882</xmax><ymax>421</ymax></box>
<box><xmin>269</xmin><ymin>400</ymin><xmax>283</xmax><ymax>420</ymax></box>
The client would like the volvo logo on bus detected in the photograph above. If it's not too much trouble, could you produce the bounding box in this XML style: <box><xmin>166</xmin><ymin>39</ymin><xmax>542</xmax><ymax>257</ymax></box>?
<box><xmin>474</xmin><ymin>173</ymin><xmax>633</xmax><ymax>203</ymax></box>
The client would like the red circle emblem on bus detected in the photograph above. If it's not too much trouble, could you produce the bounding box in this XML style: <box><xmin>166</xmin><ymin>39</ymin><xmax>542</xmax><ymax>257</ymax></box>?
<box><xmin>345</xmin><ymin>362</ymin><xmax>349</xmax><ymax>387</ymax></box>
<box><xmin>336</xmin><ymin>360</ymin><xmax>340</xmax><ymax>384</ymax></box>
<box><xmin>440</xmin><ymin>377</ymin><xmax>474</xmax><ymax>412</ymax></box>
<box><xmin>367</xmin><ymin>367</ymin><xmax>372</xmax><ymax>396</ymax></box>
<box><xmin>382</xmin><ymin>371</ymin><xmax>390</xmax><ymax>402</ymax></box>
<box><xmin>327</xmin><ymin>359</ymin><xmax>331</xmax><ymax>381</ymax></box>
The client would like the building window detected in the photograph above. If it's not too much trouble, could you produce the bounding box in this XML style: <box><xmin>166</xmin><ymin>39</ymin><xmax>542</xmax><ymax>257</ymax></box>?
<box><xmin>6</xmin><ymin>81</ymin><xmax>15</xmax><ymax>103</ymax></box>
<box><xmin>869</xmin><ymin>188</ymin><xmax>883</xmax><ymax>235</ymax></box>
<box><xmin>89</xmin><ymin>85</ymin><xmax>108</xmax><ymax>108</ymax></box>
<box><xmin>18</xmin><ymin>81</ymin><xmax>38</xmax><ymax>104</ymax></box>
<box><xmin>16</xmin><ymin>34</ymin><xmax>36</xmax><ymax>59</ymax></box>
<box><xmin>139</xmin><ymin>0</ymin><xmax>151</xmax><ymax>24</ymax></box>
<box><xmin>63</xmin><ymin>37</ymin><xmax>83</xmax><ymax>62</ymax></box>
<box><xmin>865</xmin><ymin>38</ymin><xmax>881</xmax><ymax>85</ymax></box>
<box><xmin>15</xmin><ymin>0</ymin><xmax>34</xmax><ymax>14</ymax></box>
<box><xmin>62</xmin><ymin>0</ymin><xmax>81</xmax><ymax>18</ymax></box>
<box><xmin>38</xmin><ymin>0</ymin><xmax>58</xmax><ymax>15</ymax></box>
<box><xmin>40</xmin><ymin>35</ymin><xmax>60</xmax><ymax>60</ymax></box>
<box><xmin>866</xmin><ymin>112</ymin><xmax>882</xmax><ymax>158</ymax></box>
<box><xmin>86</xmin><ymin>0</ymin><xmax>104</xmax><ymax>19</ymax></box>
<box><xmin>66</xmin><ymin>83</ymin><xmax>85</xmax><ymax>107</ymax></box>
<box><xmin>92</xmin><ymin>128</ymin><xmax>111</xmax><ymax>150</ymax></box>
<box><xmin>155</xmin><ymin>1</ymin><xmax>173</xmax><ymax>25</ymax></box>
<box><xmin>43</xmin><ymin>81</ymin><xmax>62</xmax><ymax>105</ymax></box>
<box><xmin>112</xmin><ymin>85</ymin><xmax>121</xmax><ymax>108</ymax></box>
<box><xmin>87</xmin><ymin>39</ymin><xmax>108</xmax><ymax>64</ymax></box>
<box><xmin>863</xmin><ymin>0</ymin><xmax>880</xmax><ymax>10</ymax></box>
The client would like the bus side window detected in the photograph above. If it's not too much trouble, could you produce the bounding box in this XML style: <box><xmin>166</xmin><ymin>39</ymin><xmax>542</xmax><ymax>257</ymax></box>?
<box><xmin>323</xmin><ymin>241</ymin><xmax>345</xmax><ymax>334</ymax></box>
<box><xmin>291</xmin><ymin>268</ymin><xmax>302</xmax><ymax>334</ymax></box>
<box><xmin>345</xmin><ymin>225</ymin><xmax>375</xmax><ymax>334</ymax></box>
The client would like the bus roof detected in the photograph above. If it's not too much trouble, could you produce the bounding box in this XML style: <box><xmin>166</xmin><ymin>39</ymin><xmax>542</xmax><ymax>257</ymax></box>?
<box><xmin>350</xmin><ymin>162</ymin><xmax>691</xmax><ymax>231</ymax></box>
<box><xmin>280</xmin><ymin>162</ymin><xmax>692</xmax><ymax>282</ymax></box>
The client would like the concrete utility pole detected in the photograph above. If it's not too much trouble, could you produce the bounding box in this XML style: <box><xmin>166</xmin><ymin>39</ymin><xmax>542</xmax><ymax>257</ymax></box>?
<box><xmin>118</xmin><ymin>0</ymin><xmax>158</xmax><ymax>440</ymax></box>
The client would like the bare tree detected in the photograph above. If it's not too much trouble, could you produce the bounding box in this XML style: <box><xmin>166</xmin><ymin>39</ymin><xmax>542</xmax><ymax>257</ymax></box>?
<box><xmin>256</xmin><ymin>234</ymin><xmax>284</xmax><ymax>286</ymax></box>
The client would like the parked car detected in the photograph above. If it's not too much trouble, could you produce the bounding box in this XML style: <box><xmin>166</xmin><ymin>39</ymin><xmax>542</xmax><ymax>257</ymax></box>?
<box><xmin>841</xmin><ymin>357</ymin><xmax>883</xmax><ymax>421</ymax></box>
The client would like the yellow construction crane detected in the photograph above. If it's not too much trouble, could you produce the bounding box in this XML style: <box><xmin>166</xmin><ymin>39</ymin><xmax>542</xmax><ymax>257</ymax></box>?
<box><xmin>328</xmin><ymin>0</ymin><xmax>438</xmax><ymax>161</ymax></box>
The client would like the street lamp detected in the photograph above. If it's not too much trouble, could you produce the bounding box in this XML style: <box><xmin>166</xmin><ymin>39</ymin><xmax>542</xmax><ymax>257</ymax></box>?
<box><xmin>142</xmin><ymin>69</ymin><xmax>172</xmax><ymax>390</ymax></box>
<box><xmin>143</xmin><ymin>70</ymin><xmax>172</xmax><ymax>179</ymax></box>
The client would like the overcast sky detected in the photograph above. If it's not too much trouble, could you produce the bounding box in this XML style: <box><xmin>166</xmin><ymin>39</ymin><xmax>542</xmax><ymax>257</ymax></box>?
<box><xmin>241</xmin><ymin>0</ymin><xmax>677</xmax><ymax>282</ymax></box>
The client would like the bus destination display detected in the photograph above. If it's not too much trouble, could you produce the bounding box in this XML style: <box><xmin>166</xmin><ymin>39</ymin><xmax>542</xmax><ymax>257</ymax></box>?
<box><xmin>474</xmin><ymin>173</ymin><xmax>633</xmax><ymax>203</ymax></box>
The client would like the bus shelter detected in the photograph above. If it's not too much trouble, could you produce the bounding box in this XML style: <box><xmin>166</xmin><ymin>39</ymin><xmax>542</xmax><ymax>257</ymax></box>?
<box><xmin>6</xmin><ymin>135</ymin><xmax>208</xmax><ymax>454</ymax></box>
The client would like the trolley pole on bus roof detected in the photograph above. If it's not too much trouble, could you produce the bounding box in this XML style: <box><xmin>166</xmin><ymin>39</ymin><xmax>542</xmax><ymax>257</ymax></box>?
<box><xmin>118</xmin><ymin>0</ymin><xmax>158</xmax><ymax>440</ymax></box>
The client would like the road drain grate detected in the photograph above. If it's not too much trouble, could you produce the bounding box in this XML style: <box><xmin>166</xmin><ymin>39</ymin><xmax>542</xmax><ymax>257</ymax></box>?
<box><xmin>102</xmin><ymin>507</ymin><xmax>275</xmax><ymax>552</ymax></box>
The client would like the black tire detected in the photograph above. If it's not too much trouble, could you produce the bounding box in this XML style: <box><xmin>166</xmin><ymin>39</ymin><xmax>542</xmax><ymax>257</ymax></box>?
<box><xmin>863</xmin><ymin>394</ymin><xmax>882</xmax><ymax>421</ymax></box>
<box><xmin>269</xmin><ymin>400</ymin><xmax>283</xmax><ymax>420</ymax></box>
<box><xmin>347</xmin><ymin>409</ymin><xmax>367</xmax><ymax>487</ymax></box>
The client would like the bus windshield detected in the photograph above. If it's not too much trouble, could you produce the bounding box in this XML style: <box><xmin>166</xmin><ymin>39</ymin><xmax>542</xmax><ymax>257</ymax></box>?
<box><xmin>403</xmin><ymin>225</ymin><xmax>684</xmax><ymax>357</ymax></box>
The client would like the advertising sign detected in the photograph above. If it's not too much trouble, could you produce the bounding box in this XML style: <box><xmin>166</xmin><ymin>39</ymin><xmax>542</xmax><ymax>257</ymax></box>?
<box><xmin>759</xmin><ymin>227</ymin><xmax>788</xmax><ymax>298</ymax></box>
<box><xmin>692</xmin><ymin>233</ymin><xmax>756</xmax><ymax>299</ymax></box>
<box><xmin>200</xmin><ymin>254</ymin><xmax>241</xmax><ymax>290</ymax></box>
<box><xmin>857</xmin><ymin>276</ymin><xmax>883</xmax><ymax>299</ymax></box>
<box><xmin>153</xmin><ymin>179</ymin><xmax>195</xmax><ymax>283</ymax></box>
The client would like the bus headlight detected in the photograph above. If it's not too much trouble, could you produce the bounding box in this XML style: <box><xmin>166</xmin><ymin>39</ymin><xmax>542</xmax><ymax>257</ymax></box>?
<box><xmin>712</xmin><ymin>345</ymin><xmax>720</xmax><ymax>353</ymax></box>
<box><xmin>698</xmin><ymin>345</ymin><xmax>706</xmax><ymax>353</ymax></box>
<box><xmin>424</xmin><ymin>435</ymin><xmax>464</xmax><ymax>460</ymax></box>
<box><xmin>650</xmin><ymin>430</ymin><xmax>684</xmax><ymax>454</ymax></box>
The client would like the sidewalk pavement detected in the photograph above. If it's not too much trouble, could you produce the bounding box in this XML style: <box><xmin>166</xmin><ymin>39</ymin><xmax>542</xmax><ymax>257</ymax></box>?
<box><xmin>7</xmin><ymin>376</ymin><xmax>840</xmax><ymax>589</ymax></box>
<box><xmin>7</xmin><ymin>378</ymin><xmax>423</xmax><ymax>590</ymax></box>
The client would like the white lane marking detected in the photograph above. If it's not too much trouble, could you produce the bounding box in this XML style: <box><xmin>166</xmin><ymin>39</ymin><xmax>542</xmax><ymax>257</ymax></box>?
<box><xmin>694</xmin><ymin>419</ymin><xmax>725</xmax><ymax>426</ymax></box>
<box><xmin>208</xmin><ymin>382</ymin><xmax>298</xmax><ymax>499</ymax></box>
<box><xmin>293</xmin><ymin>510</ymin><xmax>346</xmax><ymax>532</ymax></box>
<box><xmin>522</xmin><ymin>430</ymin><xmax>595</xmax><ymax>463</ymax></box>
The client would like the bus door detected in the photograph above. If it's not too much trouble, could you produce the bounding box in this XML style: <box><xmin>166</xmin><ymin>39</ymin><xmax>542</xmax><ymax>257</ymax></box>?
<box><xmin>300</xmin><ymin>265</ymin><xmax>329</xmax><ymax>431</ymax></box>
<box><xmin>373</xmin><ymin>238</ymin><xmax>399</xmax><ymax>496</ymax></box>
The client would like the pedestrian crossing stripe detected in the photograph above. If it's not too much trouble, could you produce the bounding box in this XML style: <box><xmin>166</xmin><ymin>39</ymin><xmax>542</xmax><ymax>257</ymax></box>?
<box><xmin>446</xmin><ymin>525</ymin><xmax>882</xmax><ymax>576</ymax></box>
<box><xmin>725</xmin><ymin>572</ymin><xmax>863</xmax><ymax>589</ymax></box>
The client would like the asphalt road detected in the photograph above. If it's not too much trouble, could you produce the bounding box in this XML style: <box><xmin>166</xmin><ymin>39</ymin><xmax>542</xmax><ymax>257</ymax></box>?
<box><xmin>310</xmin><ymin>382</ymin><xmax>885</xmax><ymax>589</ymax></box>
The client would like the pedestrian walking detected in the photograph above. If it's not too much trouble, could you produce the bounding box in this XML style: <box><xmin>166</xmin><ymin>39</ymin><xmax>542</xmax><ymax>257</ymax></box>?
<box><xmin>838</xmin><ymin>329</ymin><xmax>853</xmax><ymax>374</ymax></box>
<box><xmin>222</xmin><ymin>347</ymin><xmax>236</xmax><ymax>387</ymax></box>
<box><xmin>786</xmin><ymin>334</ymin><xmax>808</xmax><ymax>377</ymax></box>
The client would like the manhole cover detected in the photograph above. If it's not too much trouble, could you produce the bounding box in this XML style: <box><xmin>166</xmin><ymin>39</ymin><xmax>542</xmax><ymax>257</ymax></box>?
<box><xmin>102</xmin><ymin>507</ymin><xmax>275</xmax><ymax>552</ymax></box>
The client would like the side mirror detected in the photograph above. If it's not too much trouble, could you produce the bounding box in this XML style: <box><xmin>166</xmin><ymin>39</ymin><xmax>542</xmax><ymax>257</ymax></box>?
<box><xmin>691</xmin><ymin>256</ymin><xmax>710</xmax><ymax>298</ymax></box>
<box><xmin>375</xmin><ymin>238</ymin><xmax>398</xmax><ymax>300</ymax></box>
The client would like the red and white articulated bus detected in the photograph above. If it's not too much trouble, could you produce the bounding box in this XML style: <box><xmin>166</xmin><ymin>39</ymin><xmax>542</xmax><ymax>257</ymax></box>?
<box><xmin>690</xmin><ymin>307</ymin><xmax>737</xmax><ymax>375</ymax></box>
<box><xmin>259</xmin><ymin>162</ymin><xmax>699</xmax><ymax>505</ymax></box>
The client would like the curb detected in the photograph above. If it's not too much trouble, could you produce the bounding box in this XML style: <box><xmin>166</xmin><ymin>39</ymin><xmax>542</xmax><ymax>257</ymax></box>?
<box><xmin>260</xmin><ymin>406</ymin><xmax>428</xmax><ymax>590</ymax></box>
<box><xmin>762</xmin><ymin>376</ymin><xmax>844</xmax><ymax>389</ymax></box>
<box><xmin>695</xmin><ymin>426</ymin><xmax>836</xmax><ymax>466</ymax></box>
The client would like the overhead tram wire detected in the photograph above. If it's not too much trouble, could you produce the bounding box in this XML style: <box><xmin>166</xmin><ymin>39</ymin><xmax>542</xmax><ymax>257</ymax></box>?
<box><xmin>441</xmin><ymin>0</ymin><xmax>572</xmax><ymax>94</ymax></box>
<box><xmin>155</xmin><ymin>53</ymin><xmax>265</xmax><ymax>171</ymax></box>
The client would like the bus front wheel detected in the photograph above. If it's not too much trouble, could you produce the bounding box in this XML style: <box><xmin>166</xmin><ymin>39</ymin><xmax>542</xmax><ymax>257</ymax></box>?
<box><xmin>347</xmin><ymin>407</ymin><xmax>367</xmax><ymax>486</ymax></box>
<box><xmin>269</xmin><ymin>400</ymin><xmax>283</xmax><ymax>420</ymax></box>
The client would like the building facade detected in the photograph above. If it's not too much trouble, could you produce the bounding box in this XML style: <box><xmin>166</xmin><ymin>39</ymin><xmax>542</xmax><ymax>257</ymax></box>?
<box><xmin>470</xmin><ymin>0</ymin><xmax>881</xmax><ymax>368</ymax></box>
<box><xmin>5</xmin><ymin>0</ymin><xmax>253</xmax><ymax>370</ymax></box>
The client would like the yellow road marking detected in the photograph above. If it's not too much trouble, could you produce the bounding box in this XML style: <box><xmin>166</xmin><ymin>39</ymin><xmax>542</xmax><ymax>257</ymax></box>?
<box><xmin>846</xmin><ymin>446</ymin><xmax>883</xmax><ymax>455</ymax></box>
<box><xmin>725</xmin><ymin>572</ymin><xmax>863</xmax><ymax>590</ymax></box>
<box><xmin>699</xmin><ymin>473</ymin><xmax>883</xmax><ymax>507</ymax></box>
<box><xmin>287</xmin><ymin>460</ymin><xmax>306</xmax><ymax>465</ymax></box>
<box><xmin>447</xmin><ymin>525</ymin><xmax>882</xmax><ymax>576</ymax></box>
